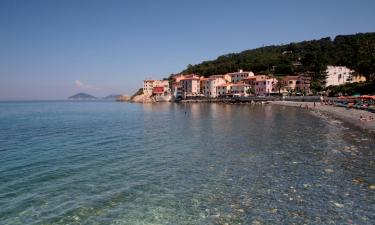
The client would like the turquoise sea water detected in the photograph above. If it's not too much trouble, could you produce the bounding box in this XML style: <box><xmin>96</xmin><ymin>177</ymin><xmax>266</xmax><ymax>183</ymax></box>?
<box><xmin>0</xmin><ymin>101</ymin><xmax>374</xmax><ymax>224</ymax></box>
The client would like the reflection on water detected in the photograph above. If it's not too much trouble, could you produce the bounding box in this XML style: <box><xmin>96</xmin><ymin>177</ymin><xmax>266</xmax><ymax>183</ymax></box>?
<box><xmin>0</xmin><ymin>102</ymin><xmax>374</xmax><ymax>224</ymax></box>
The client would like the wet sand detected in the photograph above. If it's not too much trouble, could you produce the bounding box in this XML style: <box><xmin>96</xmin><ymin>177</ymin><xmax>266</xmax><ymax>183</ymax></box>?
<box><xmin>273</xmin><ymin>101</ymin><xmax>375</xmax><ymax>137</ymax></box>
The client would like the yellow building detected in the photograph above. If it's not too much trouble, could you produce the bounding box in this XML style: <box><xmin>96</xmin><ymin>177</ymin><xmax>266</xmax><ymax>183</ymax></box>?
<box><xmin>351</xmin><ymin>75</ymin><xmax>366</xmax><ymax>83</ymax></box>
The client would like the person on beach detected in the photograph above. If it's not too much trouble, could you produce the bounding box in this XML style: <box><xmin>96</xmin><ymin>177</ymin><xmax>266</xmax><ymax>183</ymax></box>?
<box><xmin>359</xmin><ymin>115</ymin><xmax>374</xmax><ymax>122</ymax></box>
<box><xmin>314</xmin><ymin>102</ymin><xmax>316</xmax><ymax>108</ymax></box>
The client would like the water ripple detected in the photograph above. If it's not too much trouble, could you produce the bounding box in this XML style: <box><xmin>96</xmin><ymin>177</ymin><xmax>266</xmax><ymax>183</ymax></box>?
<box><xmin>0</xmin><ymin>102</ymin><xmax>374</xmax><ymax>224</ymax></box>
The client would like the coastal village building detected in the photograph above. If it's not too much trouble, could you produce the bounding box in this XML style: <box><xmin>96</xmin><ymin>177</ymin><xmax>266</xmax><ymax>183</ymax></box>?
<box><xmin>255</xmin><ymin>76</ymin><xmax>278</xmax><ymax>96</ymax></box>
<box><xmin>325</xmin><ymin>66</ymin><xmax>367</xmax><ymax>87</ymax></box>
<box><xmin>173</xmin><ymin>74</ymin><xmax>200</xmax><ymax>82</ymax></box>
<box><xmin>351</xmin><ymin>75</ymin><xmax>367</xmax><ymax>83</ymax></box>
<box><xmin>228</xmin><ymin>83</ymin><xmax>252</xmax><ymax>97</ymax></box>
<box><xmin>172</xmin><ymin>82</ymin><xmax>183</xmax><ymax>99</ymax></box>
<box><xmin>151</xmin><ymin>71</ymin><xmax>315</xmax><ymax>99</ymax></box>
<box><xmin>143</xmin><ymin>80</ymin><xmax>156</xmax><ymax>96</ymax></box>
<box><xmin>152</xmin><ymin>87</ymin><xmax>165</xmax><ymax>97</ymax></box>
<box><xmin>242</xmin><ymin>77</ymin><xmax>257</xmax><ymax>86</ymax></box>
<box><xmin>281</xmin><ymin>75</ymin><xmax>311</xmax><ymax>95</ymax></box>
<box><xmin>227</xmin><ymin>70</ymin><xmax>255</xmax><ymax>83</ymax></box>
<box><xmin>217</xmin><ymin>83</ymin><xmax>231</xmax><ymax>96</ymax></box>
<box><xmin>210</xmin><ymin>74</ymin><xmax>231</xmax><ymax>83</ymax></box>
<box><xmin>180</xmin><ymin>76</ymin><xmax>201</xmax><ymax>97</ymax></box>
<box><xmin>200</xmin><ymin>76</ymin><xmax>227</xmax><ymax>98</ymax></box>
<box><xmin>200</xmin><ymin>77</ymin><xmax>209</xmax><ymax>95</ymax></box>
<box><xmin>325</xmin><ymin>66</ymin><xmax>353</xmax><ymax>87</ymax></box>
<box><xmin>170</xmin><ymin>74</ymin><xmax>200</xmax><ymax>99</ymax></box>
<box><xmin>143</xmin><ymin>80</ymin><xmax>169</xmax><ymax>96</ymax></box>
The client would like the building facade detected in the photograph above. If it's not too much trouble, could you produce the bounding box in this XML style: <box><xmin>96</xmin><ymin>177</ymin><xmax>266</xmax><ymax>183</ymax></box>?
<box><xmin>201</xmin><ymin>77</ymin><xmax>227</xmax><ymax>98</ymax></box>
<box><xmin>282</xmin><ymin>75</ymin><xmax>311</xmax><ymax>95</ymax></box>
<box><xmin>143</xmin><ymin>80</ymin><xmax>169</xmax><ymax>96</ymax></box>
<box><xmin>325</xmin><ymin>66</ymin><xmax>353</xmax><ymax>87</ymax></box>
<box><xmin>180</xmin><ymin>77</ymin><xmax>201</xmax><ymax>97</ymax></box>
<box><xmin>217</xmin><ymin>83</ymin><xmax>231</xmax><ymax>96</ymax></box>
<box><xmin>227</xmin><ymin>70</ymin><xmax>255</xmax><ymax>83</ymax></box>
<box><xmin>255</xmin><ymin>76</ymin><xmax>278</xmax><ymax>95</ymax></box>
<box><xmin>228</xmin><ymin>83</ymin><xmax>252</xmax><ymax>97</ymax></box>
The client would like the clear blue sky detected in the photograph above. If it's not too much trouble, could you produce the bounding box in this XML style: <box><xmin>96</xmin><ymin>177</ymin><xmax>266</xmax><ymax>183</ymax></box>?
<box><xmin>0</xmin><ymin>0</ymin><xmax>374</xmax><ymax>99</ymax></box>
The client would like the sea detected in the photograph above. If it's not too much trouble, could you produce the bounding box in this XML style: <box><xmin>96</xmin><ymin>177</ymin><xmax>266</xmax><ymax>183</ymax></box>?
<box><xmin>0</xmin><ymin>101</ymin><xmax>374</xmax><ymax>224</ymax></box>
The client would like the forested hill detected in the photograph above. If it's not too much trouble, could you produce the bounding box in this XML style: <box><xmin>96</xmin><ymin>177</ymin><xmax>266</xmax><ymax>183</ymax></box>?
<box><xmin>181</xmin><ymin>32</ymin><xmax>375</xmax><ymax>81</ymax></box>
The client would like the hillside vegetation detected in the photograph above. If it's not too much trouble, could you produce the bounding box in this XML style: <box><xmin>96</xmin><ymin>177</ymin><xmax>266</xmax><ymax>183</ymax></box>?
<box><xmin>181</xmin><ymin>32</ymin><xmax>375</xmax><ymax>84</ymax></box>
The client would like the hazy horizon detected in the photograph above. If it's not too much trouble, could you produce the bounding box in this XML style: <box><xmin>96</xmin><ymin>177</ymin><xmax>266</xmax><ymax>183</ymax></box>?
<box><xmin>1</xmin><ymin>0</ymin><xmax>374</xmax><ymax>100</ymax></box>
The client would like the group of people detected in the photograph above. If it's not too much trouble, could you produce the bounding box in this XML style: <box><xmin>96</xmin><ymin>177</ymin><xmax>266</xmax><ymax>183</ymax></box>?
<box><xmin>320</xmin><ymin>96</ymin><xmax>334</xmax><ymax>105</ymax></box>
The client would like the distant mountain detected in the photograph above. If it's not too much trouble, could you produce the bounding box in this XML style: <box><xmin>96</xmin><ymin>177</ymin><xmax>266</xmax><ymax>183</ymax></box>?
<box><xmin>68</xmin><ymin>92</ymin><xmax>97</xmax><ymax>100</ymax></box>
<box><xmin>103</xmin><ymin>94</ymin><xmax>122</xmax><ymax>100</ymax></box>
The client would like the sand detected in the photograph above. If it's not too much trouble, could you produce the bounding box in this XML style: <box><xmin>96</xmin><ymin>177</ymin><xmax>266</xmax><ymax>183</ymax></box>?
<box><xmin>272</xmin><ymin>101</ymin><xmax>375</xmax><ymax>137</ymax></box>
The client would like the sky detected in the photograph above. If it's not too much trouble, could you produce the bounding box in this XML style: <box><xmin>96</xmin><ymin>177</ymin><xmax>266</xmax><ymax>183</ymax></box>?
<box><xmin>0</xmin><ymin>0</ymin><xmax>374</xmax><ymax>100</ymax></box>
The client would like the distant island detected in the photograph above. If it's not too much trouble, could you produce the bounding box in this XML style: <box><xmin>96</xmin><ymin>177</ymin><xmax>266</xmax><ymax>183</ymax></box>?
<box><xmin>68</xmin><ymin>93</ymin><xmax>129</xmax><ymax>101</ymax></box>
<box><xmin>68</xmin><ymin>92</ymin><xmax>97</xmax><ymax>100</ymax></box>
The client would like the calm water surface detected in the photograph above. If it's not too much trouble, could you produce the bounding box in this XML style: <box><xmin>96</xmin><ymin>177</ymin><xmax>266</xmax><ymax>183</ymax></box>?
<box><xmin>0</xmin><ymin>101</ymin><xmax>374</xmax><ymax>224</ymax></box>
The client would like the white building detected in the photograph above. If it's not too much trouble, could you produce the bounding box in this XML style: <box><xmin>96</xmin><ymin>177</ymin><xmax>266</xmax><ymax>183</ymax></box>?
<box><xmin>216</xmin><ymin>82</ymin><xmax>252</xmax><ymax>97</ymax></box>
<box><xmin>228</xmin><ymin>83</ymin><xmax>252</xmax><ymax>97</ymax></box>
<box><xmin>227</xmin><ymin>69</ymin><xmax>255</xmax><ymax>83</ymax></box>
<box><xmin>143</xmin><ymin>80</ymin><xmax>169</xmax><ymax>96</ymax></box>
<box><xmin>201</xmin><ymin>77</ymin><xmax>227</xmax><ymax>98</ymax></box>
<box><xmin>325</xmin><ymin>66</ymin><xmax>353</xmax><ymax>87</ymax></box>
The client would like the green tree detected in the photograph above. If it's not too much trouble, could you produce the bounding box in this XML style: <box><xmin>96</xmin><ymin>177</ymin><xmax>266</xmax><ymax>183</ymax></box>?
<box><xmin>273</xmin><ymin>77</ymin><xmax>287</xmax><ymax>96</ymax></box>
<box><xmin>176</xmin><ymin>32</ymin><xmax>374</xmax><ymax>82</ymax></box>
<box><xmin>246</xmin><ymin>87</ymin><xmax>255</xmax><ymax>95</ymax></box>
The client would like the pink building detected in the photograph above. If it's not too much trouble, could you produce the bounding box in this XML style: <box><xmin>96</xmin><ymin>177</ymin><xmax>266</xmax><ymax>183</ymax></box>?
<box><xmin>255</xmin><ymin>76</ymin><xmax>278</xmax><ymax>96</ymax></box>
<box><xmin>171</xmin><ymin>74</ymin><xmax>201</xmax><ymax>98</ymax></box>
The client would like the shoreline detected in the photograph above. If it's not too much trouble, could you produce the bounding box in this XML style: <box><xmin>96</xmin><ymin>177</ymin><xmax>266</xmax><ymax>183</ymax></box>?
<box><xmin>272</xmin><ymin>101</ymin><xmax>375</xmax><ymax>137</ymax></box>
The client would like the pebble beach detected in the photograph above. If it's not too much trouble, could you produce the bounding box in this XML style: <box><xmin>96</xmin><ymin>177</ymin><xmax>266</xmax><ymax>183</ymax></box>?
<box><xmin>273</xmin><ymin>101</ymin><xmax>375</xmax><ymax>136</ymax></box>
